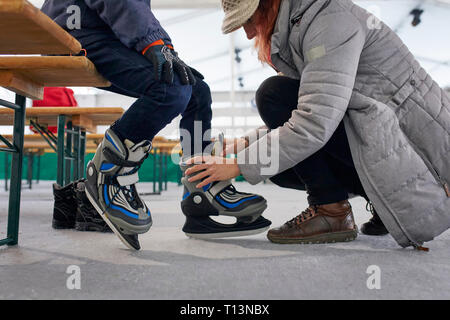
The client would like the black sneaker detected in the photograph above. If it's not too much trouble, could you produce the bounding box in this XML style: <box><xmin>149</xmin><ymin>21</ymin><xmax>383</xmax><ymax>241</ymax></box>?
<box><xmin>74</xmin><ymin>181</ymin><xmax>112</xmax><ymax>233</ymax></box>
<box><xmin>361</xmin><ymin>202</ymin><xmax>389</xmax><ymax>236</ymax></box>
<box><xmin>52</xmin><ymin>182</ymin><xmax>77</xmax><ymax>229</ymax></box>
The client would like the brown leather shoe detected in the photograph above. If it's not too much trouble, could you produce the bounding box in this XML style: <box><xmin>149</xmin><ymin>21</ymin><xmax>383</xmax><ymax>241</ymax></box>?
<box><xmin>267</xmin><ymin>200</ymin><xmax>358</xmax><ymax>244</ymax></box>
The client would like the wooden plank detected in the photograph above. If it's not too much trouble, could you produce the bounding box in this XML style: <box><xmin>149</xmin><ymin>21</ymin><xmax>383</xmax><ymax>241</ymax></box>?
<box><xmin>0</xmin><ymin>71</ymin><xmax>44</xmax><ymax>99</ymax></box>
<box><xmin>0</xmin><ymin>56</ymin><xmax>110</xmax><ymax>87</ymax></box>
<box><xmin>0</xmin><ymin>107</ymin><xmax>124</xmax><ymax>128</ymax></box>
<box><xmin>1</xmin><ymin>139</ymin><xmax>97</xmax><ymax>150</ymax></box>
<box><xmin>72</xmin><ymin>114</ymin><xmax>96</xmax><ymax>133</ymax></box>
<box><xmin>24</xmin><ymin>107</ymin><xmax>124</xmax><ymax>116</ymax></box>
<box><xmin>0</xmin><ymin>0</ymin><xmax>82</xmax><ymax>54</ymax></box>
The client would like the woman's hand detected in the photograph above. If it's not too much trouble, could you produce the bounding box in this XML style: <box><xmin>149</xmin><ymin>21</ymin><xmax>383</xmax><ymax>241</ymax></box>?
<box><xmin>222</xmin><ymin>138</ymin><xmax>249</xmax><ymax>156</ymax></box>
<box><xmin>185</xmin><ymin>156</ymin><xmax>241</xmax><ymax>189</ymax></box>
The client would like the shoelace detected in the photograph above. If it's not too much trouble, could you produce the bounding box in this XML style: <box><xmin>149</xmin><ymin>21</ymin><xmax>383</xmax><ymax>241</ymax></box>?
<box><xmin>222</xmin><ymin>184</ymin><xmax>253</xmax><ymax>196</ymax></box>
<box><xmin>224</xmin><ymin>184</ymin><xmax>237</xmax><ymax>193</ymax></box>
<box><xmin>112</xmin><ymin>184</ymin><xmax>140</xmax><ymax>209</ymax></box>
<box><xmin>365</xmin><ymin>201</ymin><xmax>383</xmax><ymax>223</ymax></box>
<box><xmin>366</xmin><ymin>201</ymin><xmax>375</xmax><ymax>215</ymax></box>
<box><xmin>109</xmin><ymin>161</ymin><xmax>146</xmax><ymax>210</ymax></box>
<box><xmin>107</xmin><ymin>174</ymin><xmax>141</xmax><ymax>210</ymax></box>
<box><xmin>287</xmin><ymin>206</ymin><xmax>318</xmax><ymax>226</ymax></box>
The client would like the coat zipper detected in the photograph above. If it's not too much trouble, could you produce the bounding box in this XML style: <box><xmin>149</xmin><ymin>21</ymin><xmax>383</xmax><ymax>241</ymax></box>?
<box><xmin>290</xmin><ymin>0</ymin><xmax>331</xmax><ymax>26</ymax></box>
<box><xmin>290</xmin><ymin>14</ymin><xmax>302</xmax><ymax>26</ymax></box>
<box><xmin>420</xmin><ymin>152</ymin><xmax>449</xmax><ymax>197</ymax></box>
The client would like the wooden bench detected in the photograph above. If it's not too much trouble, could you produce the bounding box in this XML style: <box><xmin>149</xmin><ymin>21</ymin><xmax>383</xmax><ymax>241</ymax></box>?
<box><xmin>0</xmin><ymin>107</ymin><xmax>124</xmax><ymax>187</ymax></box>
<box><xmin>0</xmin><ymin>0</ymin><xmax>110</xmax><ymax>247</ymax></box>
<box><xmin>0</xmin><ymin>0</ymin><xmax>110</xmax><ymax>100</ymax></box>
<box><xmin>0</xmin><ymin>107</ymin><xmax>125</xmax><ymax>133</ymax></box>
<box><xmin>0</xmin><ymin>57</ymin><xmax>109</xmax><ymax>100</ymax></box>
<box><xmin>0</xmin><ymin>0</ymin><xmax>81</xmax><ymax>54</ymax></box>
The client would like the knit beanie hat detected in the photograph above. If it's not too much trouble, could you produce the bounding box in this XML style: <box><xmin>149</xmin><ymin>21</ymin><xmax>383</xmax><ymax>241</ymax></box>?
<box><xmin>221</xmin><ymin>0</ymin><xmax>260</xmax><ymax>34</ymax></box>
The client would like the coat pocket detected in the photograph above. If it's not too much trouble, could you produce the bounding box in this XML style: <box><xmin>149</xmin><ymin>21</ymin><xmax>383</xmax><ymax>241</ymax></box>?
<box><xmin>401</xmin><ymin>127</ymin><xmax>450</xmax><ymax>198</ymax></box>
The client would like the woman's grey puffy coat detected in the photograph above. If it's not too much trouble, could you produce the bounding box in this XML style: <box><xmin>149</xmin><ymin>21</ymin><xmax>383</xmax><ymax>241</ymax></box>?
<box><xmin>237</xmin><ymin>0</ymin><xmax>450</xmax><ymax>248</ymax></box>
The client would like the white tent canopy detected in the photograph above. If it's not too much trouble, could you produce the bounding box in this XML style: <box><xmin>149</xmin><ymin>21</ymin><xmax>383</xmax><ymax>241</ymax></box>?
<box><xmin>29</xmin><ymin>0</ymin><xmax>450</xmax><ymax>8</ymax></box>
<box><xmin>28</xmin><ymin>0</ymin><xmax>450</xmax><ymax>90</ymax></box>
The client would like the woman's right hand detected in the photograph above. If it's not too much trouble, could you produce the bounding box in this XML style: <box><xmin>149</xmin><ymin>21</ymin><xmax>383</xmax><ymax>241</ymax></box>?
<box><xmin>222</xmin><ymin>138</ymin><xmax>249</xmax><ymax>156</ymax></box>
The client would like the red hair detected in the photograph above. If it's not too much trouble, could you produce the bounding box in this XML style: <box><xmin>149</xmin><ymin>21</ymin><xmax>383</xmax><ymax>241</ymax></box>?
<box><xmin>253</xmin><ymin>0</ymin><xmax>282</xmax><ymax>65</ymax></box>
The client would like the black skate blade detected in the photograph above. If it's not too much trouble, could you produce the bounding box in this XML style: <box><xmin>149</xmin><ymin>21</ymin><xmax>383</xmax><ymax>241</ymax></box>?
<box><xmin>85</xmin><ymin>186</ymin><xmax>141</xmax><ymax>251</ymax></box>
<box><xmin>115</xmin><ymin>228</ymin><xmax>141</xmax><ymax>251</ymax></box>
<box><xmin>185</xmin><ymin>226</ymin><xmax>271</xmax><ymax>239</ymax></box>
<box><xmin>183</xmin><ymin>216</ymin><xmax>272</xmax><ymax>240</ymax></box>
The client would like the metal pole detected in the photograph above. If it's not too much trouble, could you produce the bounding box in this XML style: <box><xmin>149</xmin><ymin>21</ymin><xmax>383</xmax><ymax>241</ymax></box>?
<box><xmin>57</xmin><ymin>115</ymin><xmax>66</xmax><ymax>186</ymax></box>
<box><xmin>158</xmin><ymin>150</ymin><xmax>163</xmax><ymax>193</ymax></box>
<box><xmin>4</xmin><ymin>153</ymin><xmax>8</xmax><ymax>191</ymax></box>
<box><xmin>7</xmin><ymin>94</ymin><xmax>26</xmax><ymax>246</ymax></box>
<box><xmin>27</xmin><ymin>153</ymin><xmax>33</xmax><ymax>190</ymax></box>
<box><xmin>80</xmin><ymin>131</ymin><xmax>86</xmax><ymax>178</ymax></box>
<box><xmin>73</xmin><ymin>126</ymin><xmax>80</xmax><ymax>180</ymax></box>
<box><xmin>229</xmin><ymin>33</ymin><xmax>237</xmax><ymax>135</ymax></box>
<box><xmin>153</xmin><ymin>151</ymin><xmax>157</xmax><ymax>194</ymax></box>
<box><xmin>164</xmin><ymin>153</ymin><xmax>168</xmax><ymax>191</ymax></box>
<box><xmin>65</xmin><ymin>121</ymin><xmax>73</xmax><ymax>185</ymax></box>
<box><xmin>37</xmin><ymin>154</ymin><xmax>40</xmax><ymax>184</ymax></box>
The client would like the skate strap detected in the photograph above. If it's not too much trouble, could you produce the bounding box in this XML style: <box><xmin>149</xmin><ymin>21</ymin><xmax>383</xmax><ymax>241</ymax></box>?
<box><xmin>117</xmin><ymin>172</ymin><xmax>139</xmax><ymax>186</ymax></box>
<box><xmin>208</xmin><ymin>180</ymin><xmax>232</xmax><ymax>197</ymax></box>
<box><xmin>103</xmin><ymin>148</ymin><xmax>145</xmax><ymax>168</ymax></box>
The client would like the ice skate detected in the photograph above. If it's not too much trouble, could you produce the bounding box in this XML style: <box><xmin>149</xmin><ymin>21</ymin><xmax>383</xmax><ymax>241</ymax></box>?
<box><xmin>179</xmin><ymin>134</ymin><xmax>271</xmax><ymax>239</ymax></box>
<box><xmin>84</xmin><ymin>128</ymin><xmax>152</xmax><ymax>250</ymax></box>
<box><xmin>180</xmin><ymin>164</ymin><xmax>270</xmax><ymax>239</ymax></box>
<box><xmin>74</xmin><ymin>180</ymin><xmax>112</xmax><ymax>233</ymax></box>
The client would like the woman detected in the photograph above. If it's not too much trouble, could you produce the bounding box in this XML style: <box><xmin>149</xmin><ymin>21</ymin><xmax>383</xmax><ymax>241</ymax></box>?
<box><xmin>186</xmin><ymin>0</ymin><xmax>450</xmax><ymax>249</ymax></box>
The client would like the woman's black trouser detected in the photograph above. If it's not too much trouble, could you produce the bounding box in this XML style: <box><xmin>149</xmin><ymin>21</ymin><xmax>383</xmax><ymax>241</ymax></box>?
<box><xmin>256</xmin><ymin>76</ymin><xmax>369</xmax><ymax>205</ymax></box>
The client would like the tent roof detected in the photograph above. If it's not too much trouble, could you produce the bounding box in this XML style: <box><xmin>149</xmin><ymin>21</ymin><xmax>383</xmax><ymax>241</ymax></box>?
<box><xmin>28</xmin><ymin>0</ymin><xmax>450</xmax><ymax>90</ymax></box>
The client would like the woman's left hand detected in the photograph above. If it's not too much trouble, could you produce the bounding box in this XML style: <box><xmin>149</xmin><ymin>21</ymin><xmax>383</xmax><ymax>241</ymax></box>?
<box><xmin>185</xmin><ymin>156</ymin><xmax>241</xmax><ymax>189</ymax></box>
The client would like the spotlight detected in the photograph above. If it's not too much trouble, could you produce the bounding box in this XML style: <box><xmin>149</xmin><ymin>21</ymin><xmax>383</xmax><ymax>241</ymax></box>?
<box><xmin>410</xmin><ymin>8</ymin><xmax>424</xmax><ymax>27</ymax></box>
<box><xmin>235</xmin><ymin>48</ymin><xmax>242</xmax><ymax>64</ymax></box>
<box><xmin>238</xmin><ymin>76</ymin><xmax>244</xmax><ymax>88</ymax></box>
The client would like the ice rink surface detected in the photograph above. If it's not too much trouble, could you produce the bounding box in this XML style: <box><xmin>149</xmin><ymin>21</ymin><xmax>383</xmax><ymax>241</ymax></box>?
<box><xmin>0</xmin><ymin>181</ymin><xmax>449</xmax><ymax>300</ymax></box>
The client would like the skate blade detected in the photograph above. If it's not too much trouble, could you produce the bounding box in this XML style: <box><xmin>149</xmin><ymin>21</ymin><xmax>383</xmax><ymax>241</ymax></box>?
<box><xmin>85</xmin><ymin>187</ymin><xmax>139</xmax><ymax>251</ymax></box>
<box><xmin>185</xmin><ymin>225</ymin><xmax>270</xmax><ymax>240</ymax></box>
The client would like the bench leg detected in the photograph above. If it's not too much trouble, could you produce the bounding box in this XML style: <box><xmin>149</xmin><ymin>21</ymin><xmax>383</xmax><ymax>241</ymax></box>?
<box><xmin>73</xmin><ymin>126</ymin><xmax>80</xmax><ymax>180</ymax></box>
<box><xmin>27</xmin><ymin>153</ymin><xmax>33</xmax><ymax>190</ymax></box>
<box><xmin>57</xmin><ymin>115</ymin><xmax>66</xmax><ymax>186</ymax></box>
<box><xmin>80</xmin><ymin>131</ymin><xmax>86</xmax><ymax>178</ymax></box>
<box><xmin>153</xmin><ymin>152</ymin><xmax>157</xmax><ymax>194</ymax></box>
<box><xmin>36</xmin><ymin>154</ymin><xmax>40</xmax><ymax>184</ymax></box>
<box><xmin>7</xmin><ymin>94</ymin><xmax>26</xmax><ymax>246</ymax></box>
<box><xmin>65</xmin><ymin>121</ymin><xmax>73</xmax><ymax>186</ymax></box>
<box><xmin>164</xmin><ymin>154</ymin><xmax>168</xmax><ymax>191</ymax></box>
<box><xmin>4</xmin><ymin>153</ymin><xmax>8</xmax><ymax>191</ymax></box>
<box><xmin>158</xmin><ymin>151</ymin><xmax>163</xmax><ymax>193</ymax></box>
